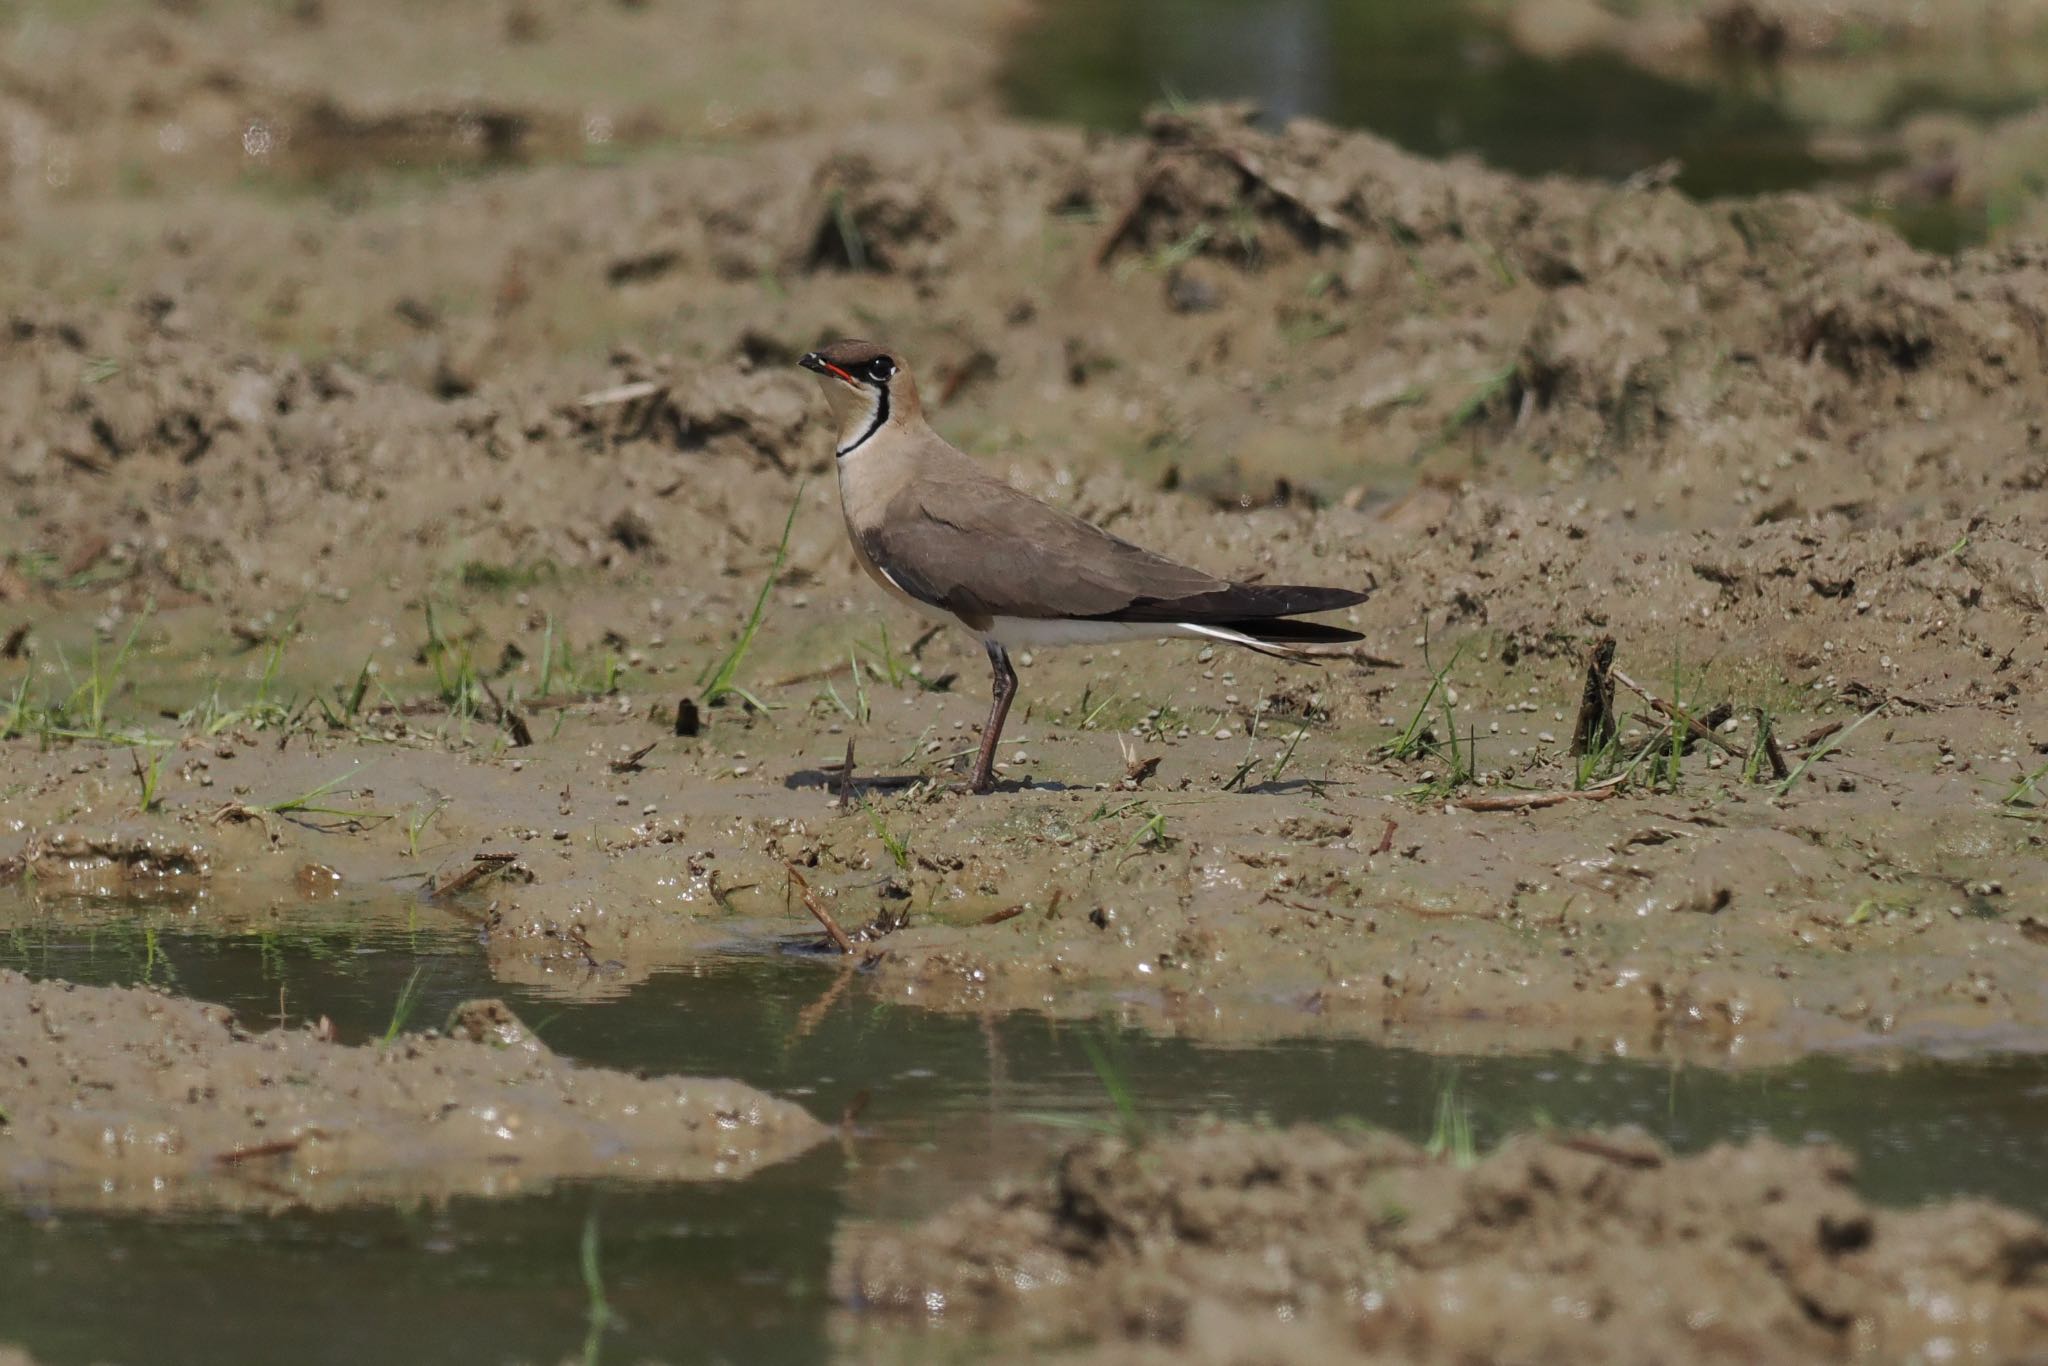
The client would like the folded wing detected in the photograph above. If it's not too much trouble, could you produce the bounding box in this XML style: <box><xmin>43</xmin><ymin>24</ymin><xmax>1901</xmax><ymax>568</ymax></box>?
<box><xmin>862</xmin><ymin>479</ymin><xmax>1368</xmax><ymax>627</ymax></box>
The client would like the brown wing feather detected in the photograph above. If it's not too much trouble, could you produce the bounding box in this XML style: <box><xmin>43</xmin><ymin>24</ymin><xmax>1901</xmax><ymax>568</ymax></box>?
<box><xmin>861</xmin><ymin>480</ymin><xmax>1222</xmax><ymax>622</ymax></box>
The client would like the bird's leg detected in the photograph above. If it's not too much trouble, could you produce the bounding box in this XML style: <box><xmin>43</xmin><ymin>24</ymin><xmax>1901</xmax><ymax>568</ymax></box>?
<box><xmin>968</xmin><ymin>640</ymin><xmax>1018</xmax><ymax>794</ymax></box>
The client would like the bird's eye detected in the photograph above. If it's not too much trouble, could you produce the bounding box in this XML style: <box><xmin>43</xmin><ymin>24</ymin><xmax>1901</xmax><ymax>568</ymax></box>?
<box><xmin>868</xmin><ymin>357</ymin><xmax>896</xmax><ymax>382</ymax></box>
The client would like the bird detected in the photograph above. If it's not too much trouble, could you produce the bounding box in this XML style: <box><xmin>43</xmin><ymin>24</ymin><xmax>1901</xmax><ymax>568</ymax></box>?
<box><xmin>798</xmin><ymin>339</ymin><xmax>1370</xmax><ymax>794</ymax></box>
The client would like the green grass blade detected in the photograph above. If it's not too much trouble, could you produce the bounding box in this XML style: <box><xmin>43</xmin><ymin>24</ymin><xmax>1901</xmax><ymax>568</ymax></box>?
<box><xmin>700</xmin><ymin>483</ymin><xmax>804</xmax><ymax>706</ymax></box>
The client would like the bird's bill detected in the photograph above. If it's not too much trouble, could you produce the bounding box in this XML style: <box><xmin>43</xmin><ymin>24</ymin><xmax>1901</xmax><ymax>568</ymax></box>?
<box><xmin>799</xmin><ymin>352</ymin><xmax>861</xmax><ymax>386</ymax></box>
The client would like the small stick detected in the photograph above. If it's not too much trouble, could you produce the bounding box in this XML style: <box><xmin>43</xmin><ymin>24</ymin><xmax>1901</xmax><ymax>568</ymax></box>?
<box><xmin>429</xmin><ymin>852</ymin><xmax>519</xmax><ymax>900</ymax></box>
<box><xmin>762</xmin><ymin>665</ymin><xmax>841</xmax><ymax>690</ymax></box>
<box><xmin>1792</xmin><ymin>719</ymin><xmax>1844</xmax><ymax>751</ymax></box>
<box><xmin>1373</xmin><ymin>817</ymin><xmax>1397</xmax><ymax>855</ymax></box>
<box><xmin>608</xmin><ymin>741</ymin><xmax>657</xmax><ymax>774</ymax></box>
<box><xmin>833</xmin><ymin>738</ymin><xmax>858</xmax><ymax>808</ymax></box>
<box><xmin>785</xmin><ymin>863</ymin><xmax>855</xmax><ymax>954</ymax></box>
<box><xmin>977</xmin><ymin>905</ymin><xmax>1023</xmax><ymax>926</ymax></box>
<box><xmin>1094</xmin><ymin>165</ymin><xmax>1166</xmax><ymax>267</ymax></box>
<box><xmin>1609</xmin><ymin>667</ymin><xmax>1744</xmax><ymax>760</ymax></box>
<box><xmin>1570</xmin><ymin>635</ymin><xmax>1617</xmax><ymax>756</ymax></box>
<box><xmin>475</xmin><ymin>673</ymin><xmax>532</xmax><ymax>747</ymax></box>
<box><xmin>213</xmin><ymin>1137</ymin><xmax>305</xmax><ymax>1165</ymax></box>
<box><xmin>1556</xmin><ymin>1134</ymin><xmax>1663</xmax><ymax>1168</ymax></box>
<box><xmin>1456</xmin><ymin>780</ymin><xmax>1624</xmax><ymax>812</ymax></box>
<box><xmin>1754</xmin><ymin>707</ymin><xmax>1790</xmax><ymax>781</ymax></box>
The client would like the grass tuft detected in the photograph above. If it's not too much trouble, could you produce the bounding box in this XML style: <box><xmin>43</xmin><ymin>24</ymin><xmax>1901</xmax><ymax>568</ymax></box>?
<box><xmin>699</xmin><ymin>484</ymin><xmax>803</xmax><ymax>711</ymax></box>
<box><xmin>1424</xmin><ymin>1076</ymin><xmax>1477</xmax><ymax>1168</ymax></box>
<box><xmin>1775</xmin><ymin>707</ymin><xmax>1882</xmax><ymax>797</ymax></box>
<box><xmin>381</xmin><ymin>965</ymin><xmax>428</xmax><ymax>1044</ymax></box>
<box><xmin>858</xmin><ymin>795</ymin><xmax>912</xmax><ymax>874</ymax></box>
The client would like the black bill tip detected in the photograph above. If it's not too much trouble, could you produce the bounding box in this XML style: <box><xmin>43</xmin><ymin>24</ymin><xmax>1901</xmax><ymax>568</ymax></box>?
<box><xmin>798</xmin><ymin>352</ymin><xmax>826</xmax><ymax>374</ymax></box>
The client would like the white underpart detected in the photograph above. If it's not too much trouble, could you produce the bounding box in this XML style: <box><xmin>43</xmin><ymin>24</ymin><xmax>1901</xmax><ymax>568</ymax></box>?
<box><xmin>985</xmin><ymin>616</ymin><xmax>1300</xmax><ymax>659</ymax></box>
<box><xmin>871</xmin><ymin>567</ymin><xmax>1307</xmax><ymax>660</ymax></box>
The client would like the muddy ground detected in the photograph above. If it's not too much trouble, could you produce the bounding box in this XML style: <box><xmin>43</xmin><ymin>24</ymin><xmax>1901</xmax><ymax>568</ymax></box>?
<box><xmin>4</xmin><ymin>93</ymin><xmax>2044</xmax><ymax>1056</ymax></box>
<box><xmin>2</xmin><ymin>0</ymin><xmax>2047</xmax><ymax>1357</ymax></box>
<box><xmin>834</xmin><ymin>1120</ymin><xmax>2048</xmax><ymax>1363</ymax></box>
<box><xmin>0</xmin><ymin>970</ymin><xmax>826</xmax><ymax>1211</ymax></box>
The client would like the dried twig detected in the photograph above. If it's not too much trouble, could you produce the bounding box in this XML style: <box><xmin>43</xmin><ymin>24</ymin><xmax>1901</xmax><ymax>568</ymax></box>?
<box><xmin>1373</xmin><ymin>817</ymin><xmax>1398</xmax><ymax>855</ymax></box>
<box><xmin>213</xmin><ymin>1136</ymin><xmax>307</xmax><ymax>1165</ymax></box>
<box><xmin>428</xmin><ymin>852</ymin><xmax>520</xmax><ymax>900</ymax></box>
<box><xmin>475</xmin><ymin>673</ymin><xmax>532</xmax><ymax>747</ymax></box>
<box><xmin>1456</xmin><ymin>778</ymin><xmax>1626</xmax><ymax>812</ymax></box>
<box><xmin>1557</xmin><ymin>1134</ymin><xmax>1664</xmax><ymax>1168</ymax></box>
<box><xmin>1570</xmin><ymin>635</ymin><xmax>1617</xmax><ymax>756</ymax></box>
<box><xmin>1094</xmin><ymin>165</ymin><xmax>1167</xmax><ymax>267</ymax></box>
<box><xmin>834</xmin><ymin>738</ymin><xmax>857</xmax><ymax>808</ymax></box>
<box><xmin>1753</xmin><ymin>707</ymin><xmax>1790</xmax><ymax>781</ymax></box>
<box><xmin>785</xmin><ymin>863</ymin><xmax>855</xmax><ymax>954</ymax></box>
<box><xmin>608</xmin><ymin>741</ymin><xmax>657</xmax><ymax>774</ymax></box>
<box><xmin>1609</xmin><ymin>667</ymin><xmax>1744</xmax><ymax>761</ymax></box>
<box><xmin>1792</xmin><ymin>719</ymin><xmax>1844</xmax><ymax>751</ymax></box>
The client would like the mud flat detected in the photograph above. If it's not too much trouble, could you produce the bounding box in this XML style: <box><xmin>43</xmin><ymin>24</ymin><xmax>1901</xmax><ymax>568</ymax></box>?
<box><xmin>5</xmin><ymin>100</ymin><xmax>2042</xmax><ymax>1058</ymax></box>
<box><xmin>0</xmin><ymin>970</ymin><xmax>827</xmax><ymax>1212</ymax></box>
<box><xmin>2</xmin><ymin>0</ymin><xmax>2048</xmax><ymax>1355</ymax></box>
<box><xmin>835</xmin><ymin>1120</ymin><xmax>2048</xmax><ymax>1364</ymax></box>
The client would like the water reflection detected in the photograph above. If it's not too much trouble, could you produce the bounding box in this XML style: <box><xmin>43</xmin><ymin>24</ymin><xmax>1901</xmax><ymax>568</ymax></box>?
<box><xmin>4</xmin><ymin>914</ymin><xmax>2047</xmax><ymax>1363</ymax></box>
<box><xmin>1007</xmin><ymin>0</ymin><xmax>1840</xmax><ymax>198</ymax></box>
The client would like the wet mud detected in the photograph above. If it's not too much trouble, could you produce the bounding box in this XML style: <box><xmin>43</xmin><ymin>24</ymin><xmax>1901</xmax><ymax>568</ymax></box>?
<box><xmin>3</xmin><ymin>97</ymin><xmax>2042</xmax><ymax>1058</ymax></box>
<box><xmin>835</xmin><ymin>1120</ymin><xmax>2048</xmax><ymax>1363</ymax></box>
<box><xmin>0</xmin><ymin>970</ymin><xmax>827</xmax><ymax>1212</ymax></box>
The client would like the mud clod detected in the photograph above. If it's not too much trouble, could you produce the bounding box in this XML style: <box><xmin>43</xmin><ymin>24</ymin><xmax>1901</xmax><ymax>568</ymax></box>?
<box><xmin>835</xmin><ymin>1121</ymin><xmax>2048</xmax><ymax>1363</ymax></box>
<box><xmin>0</xmin><ymin>971</ymin><xmax>827</xmax><ymax>1210</ymax></box>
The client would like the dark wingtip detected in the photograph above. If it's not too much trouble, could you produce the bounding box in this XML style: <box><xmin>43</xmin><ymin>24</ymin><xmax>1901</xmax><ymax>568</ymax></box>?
<box><xmin>1092</xmin><ymin>580</ymin><xmax>1372</xmax><ymax>626</ymax></box>
<box><xmin>1215</xmin><ymin>617</ymin><xmax>1366</xmax><ymax>645</ymax></box>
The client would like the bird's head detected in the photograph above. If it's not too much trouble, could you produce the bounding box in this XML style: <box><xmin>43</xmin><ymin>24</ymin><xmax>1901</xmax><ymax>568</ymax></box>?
<box><xmin>799</xmin><ymin>339</ymin><xmax>918</xmax><ymax>455</ymax></box>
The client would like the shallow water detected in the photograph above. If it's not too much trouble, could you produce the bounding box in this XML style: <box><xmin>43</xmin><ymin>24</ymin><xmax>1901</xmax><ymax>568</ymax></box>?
<box><xmin>1004</xmin><ymin>0</ymin><xmax>2036</xmax><ymax>247</ymax></box>
<box><xmin>4</xmin><ymin>895</ymin><xmax>2048</xmax><ymax>1364</ymax></box>
<box><xmin>1007</xmin><ymin>0</ymin><xmax>1830</xmax><ymax>195</ymax></box>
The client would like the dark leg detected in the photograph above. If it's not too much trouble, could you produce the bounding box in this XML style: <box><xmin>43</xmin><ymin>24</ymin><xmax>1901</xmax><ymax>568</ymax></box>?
<box><xmin>968</xmin><ymin>640</ymin><xmax>1018</xmax><ymax>794</ymax></box>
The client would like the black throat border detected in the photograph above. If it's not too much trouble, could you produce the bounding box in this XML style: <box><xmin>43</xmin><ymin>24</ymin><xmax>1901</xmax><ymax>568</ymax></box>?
<box><xmin>837</xmin><ymin>384</ymin><xmax>889</xmax><ymax>458</ymax></box>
